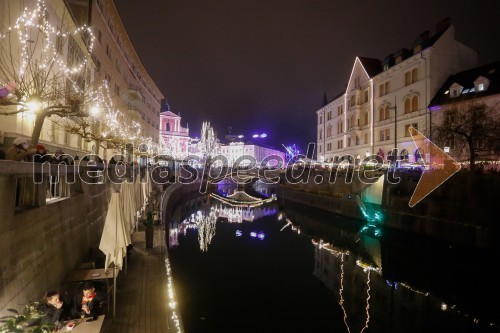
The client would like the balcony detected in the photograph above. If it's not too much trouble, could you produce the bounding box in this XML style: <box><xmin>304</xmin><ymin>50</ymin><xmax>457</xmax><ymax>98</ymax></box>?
<box><xmin>128</xmin><ymin>104</ymin><xmax>145</xmax><ymax>119</ymax></box>
<box><xmin>129</xmin><ymin>86</ymin><xmax>143</xmax><ymax>100</ymax></box>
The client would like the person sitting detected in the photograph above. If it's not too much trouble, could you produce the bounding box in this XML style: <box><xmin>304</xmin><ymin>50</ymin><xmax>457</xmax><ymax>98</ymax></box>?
<box><xmin>71</xmin><ymin>282</ymin><xmax>105</xmax><ymax>319</ymax></box>
<box><xmin>39</xmin><ymin>291</ymin><xmax>70</xmax><ymax>324</ymax></box>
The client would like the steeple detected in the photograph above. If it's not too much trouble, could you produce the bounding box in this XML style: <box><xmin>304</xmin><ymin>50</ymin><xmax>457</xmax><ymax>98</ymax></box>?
<box><xmin>162</xmin><ymin>99</ymin><xmax>170</xmax><ymax>113</ymax></box>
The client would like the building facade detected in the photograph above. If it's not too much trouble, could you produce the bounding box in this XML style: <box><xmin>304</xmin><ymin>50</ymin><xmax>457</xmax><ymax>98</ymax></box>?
<box><xmin>219</xmin><ymin>142</ymin><xmax>285</xmax><ymax>168</ymax></box>
<box><xmin>89</xmin><ymin>0</ymin><xmax>163</xmax><ymax>158</ymax></box>
<box><xmin>316</xmin><ymin>19</ymin><xmax>477</xmax><ymax>165</ymax></box>
<box><xmin>429</xmin><ymin>61</ymin><xmax>500</xmax><ymax>169</ymax></box>
<box><xmin>159</xmin><ymin>103</ymin><xmax>190</xmax><ymax>159</ymax></box>
<box><xmin>0</xmin><ymin>0</ymin><xmax>163</xmax><ymax>160</ymax></box>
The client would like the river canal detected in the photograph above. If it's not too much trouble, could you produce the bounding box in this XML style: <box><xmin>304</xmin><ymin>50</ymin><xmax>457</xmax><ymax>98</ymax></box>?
<box><xmin>167</xmin><ymin>183</ymin><xmax>499</xmax><ymax>333</ymax></box>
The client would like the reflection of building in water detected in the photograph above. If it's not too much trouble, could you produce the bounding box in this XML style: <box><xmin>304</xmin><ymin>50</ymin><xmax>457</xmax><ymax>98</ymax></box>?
<box><xmin>312</xmin><ymin>240</ymin><xmax>463</xmax><ymax>333</ymax></box>
<box><xmin>169</xmin><ymin>228</ymin><xmax>179</xmax><ymax>247</ymax></box>
<box><xmin>216</xmin><ymin>204</ymin><xmax>277</xmax><ymax>223</ymax></box>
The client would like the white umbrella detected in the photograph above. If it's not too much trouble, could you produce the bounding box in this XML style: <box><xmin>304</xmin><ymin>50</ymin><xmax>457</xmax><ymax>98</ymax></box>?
<box><xmin>135</xmin><ymin>176</ymin><xmax>144</xmax><ymax>211</ymax></box>
<box><xmin>141</xmin><ymin>180</ymin><xmax>148</xmax><ymax>209</ymax></box>
<box><xmin>99</xmin><ymin>191</ymin><xmax>132</xmax><ymax>318</ymax></box>
<box><xmin>120</xmin><ymin>182</ymin><xmax>137</xmax><ymax>234</ymax></box>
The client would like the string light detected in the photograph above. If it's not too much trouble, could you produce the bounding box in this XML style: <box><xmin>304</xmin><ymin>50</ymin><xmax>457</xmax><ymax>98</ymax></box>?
<box><xmin>164</xmin><ymin>257</ymin><xmax>182</xmax><ymax>332</ymax></box>
<box><xmin>1</xmin><ymin>0</ymin><xmax>156</xmax><ymax>152</ymax></box>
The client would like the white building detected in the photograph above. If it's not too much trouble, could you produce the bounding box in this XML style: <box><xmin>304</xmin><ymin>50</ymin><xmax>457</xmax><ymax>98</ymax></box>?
<box><xmin>219</xmin><ymin>142</ymin><xmax>285</xmax><ymax>168</ymax></box>
<box><xmin>159</xmin><ymin>103</ymin><xmax>190</xmax><ymax>159</ymax></box>
<box><xmin>0</xmin><ymin>0</ymin><xmax>163</xmax><ymax>160</ymax></box>
<box><xmin>317</xmin><ymin>19</ymin><xmax>477</xmax><ymax>164</ymax></box>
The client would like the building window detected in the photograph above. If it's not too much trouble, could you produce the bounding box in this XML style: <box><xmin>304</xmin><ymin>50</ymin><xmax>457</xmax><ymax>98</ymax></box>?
<box><xmin>349</xmin><ymin>95</ymin><xmax>355</xmax><ymax>108</ymax></box>
<box><xmin>478</xmin><ymin>83</ymin><xmax>484</xmax><ymax>91</ymax></box>
<box><xmin>327</xmin><ymin>111</ymin><xmax>332</xmax><ymax>121</ymax></box>
<box><xmin>355</xmin><ymin>136</ymin><xmax>359</xmax><ymax>145</ymax></box>
<box><xmin>92</xmin><ymin>55</ymin><xmax>101</xmax><ymax>73</ymax></box>
<box><xmin>380</xmin><ymin>105</ymin><xmax>390</xmax><ymax>120</ymax></box>
<box><xmin>337</xmin><ymin>105</ymin><xmax>343</xmax><ymax>115</ymax></box>
<box><xmin>337</xmin><ymin>140</ymin><xmax>343</xmax><ymax>149</ymax></box>
<box><xmin>364</xmin><ymin>133</ymin><xmax>369</xmax><ymax>144</ymax></box>
<box><xmin>379</xmin><ymin>83</ymin><xmax>385</xmax><ymax>97</ymax></box>
<box><xmin>96</xmin><ymin>28</ymin><xmax>102</xmax><ymax>45</ymax></box>
<box><xmin>364</xmin><ymin>112</ymin><xmax>368</xmax><ymax>125</ymax></box>
<box><xmin>364</xmin><ymin>90</ymin><xmax>369</xmax><ymax>103</ymax></box>
<box><xmin>379</xmin><ymin>129</ymin><xmax>390</xmax><ymax>141</ymax></box>
<box><xmin>405</xmin><ymin>71</ymin><xmax>412</xmax><ymax>86</ymax></box>
<box><xmin>379</xmin><ymin>82</ymin><xmax>390</xmax><ymax>97</ymax></box>
<box><xmin>405</xmin><ymin>96</ymin><xmax>419</xmax><ymax>113</ymax></box>
<box><xmin>405</xmin><ymin>98</ymin><xmax>411</xmax><ymax>114</ymax></box>
<box><xmin>412</xmin><ymin>68</ymin><xmax>418</xmax><ymax>83</ymax></box>
<box><xmin>412</xmin><ymin>96</ymin><xmax>419</xmax><ymax>112</ymax></box>
<box><xmin>114</xmin><ymin>83</ymin><xmax>120</xmax><ymax>96</ymax></box>
<box><xmin>319</xmin><ymin>115</ymin><xmax>322</xmax><ymax>124</ymax></box>
<box><xmin>347</xmin><ymin>137</ymin><xmax>351</xmax><ymax>147</ymax></box>
<box><xmin>106</xmin><ymin>44</ymin><xmax>112</xmax><ymax>59</ymax></box>
<box><xmin>319</xmin><ymin>129</ymin><xmax>323</xmax><ymax>140</ymax></box>
<box><xmin>405</xmin><ymin>123</ymin><xmax>418</xmax><ymax>136</ymax></box>
<box><xmin>56</xmin><ymin>30</ymin><xmax>63</xmax><ymax>54</ymax></box>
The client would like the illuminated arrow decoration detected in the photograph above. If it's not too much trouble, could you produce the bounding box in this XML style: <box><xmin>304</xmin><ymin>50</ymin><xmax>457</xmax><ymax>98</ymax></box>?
<box><xmin>408</xmin><ymin>127</ymin><xmax>461</xmax><ymax>207</ymax></box>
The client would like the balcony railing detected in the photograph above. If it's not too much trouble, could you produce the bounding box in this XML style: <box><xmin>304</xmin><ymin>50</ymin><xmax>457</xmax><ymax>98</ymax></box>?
<box><xmin>129</xmin><ymin>86</ymin><xmax>143</xmax><ymax>100</ymax></box>
<box><xmin>128</xmin><ymin>104</ymin><xmax>145</xmax><ymax>119</ymax></box>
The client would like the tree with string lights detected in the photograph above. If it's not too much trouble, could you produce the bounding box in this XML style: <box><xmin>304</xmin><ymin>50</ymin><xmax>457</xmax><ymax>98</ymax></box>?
<box><xmin>433</xmin><ymin>102</ymin><xmax>500</xmax><ymax>171</ymax></box>
<box><xmin>0</xmin><ymin>0</ymin><xmax>104</xmax><ymax>146</ymax></box>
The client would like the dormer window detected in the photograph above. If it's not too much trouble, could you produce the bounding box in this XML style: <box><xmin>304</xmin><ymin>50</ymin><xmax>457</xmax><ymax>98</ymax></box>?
<box><xmin>474</xmin><ymin>76</ymin><xmax>490</xmax><ymax>92</ymax></box>
<box><xmin>449</xmin><ymin>83</ymin><xmax>463</xmax><ymax>98</ymax></box>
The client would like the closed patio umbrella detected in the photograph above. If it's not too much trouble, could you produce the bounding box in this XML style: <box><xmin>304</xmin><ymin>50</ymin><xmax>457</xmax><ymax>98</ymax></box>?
<box><xmin>99</xmin><ymin>191</ymin><xmax>131</xmax><ymax>318</ymax></box>
<box><xmin>120</xmin><ymin>182</ymin><xmax>137</xmax><ymax>235</ymax></box>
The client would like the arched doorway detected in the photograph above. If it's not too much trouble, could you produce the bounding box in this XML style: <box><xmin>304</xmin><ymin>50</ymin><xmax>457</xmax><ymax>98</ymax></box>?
<box><xmin>400</xmin><ymin>149</ymin><xmax>409</xmax><ymax>161</ymax></box>
<box><xmin>414</xmin><ymin>148</ymin><xmax>425</xmax><ymax>163</ymax></box>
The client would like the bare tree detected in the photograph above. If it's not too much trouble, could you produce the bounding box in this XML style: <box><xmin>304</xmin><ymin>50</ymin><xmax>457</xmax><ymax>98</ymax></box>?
<box><xmin>433</xmin><ymin>102</ymin><xmax>500</xmax><ymax>171</ymax></box>
<box><xmin>0</xmin><ymin>0</ymin><xmax>98</xmax><ymax>146</ymax></box>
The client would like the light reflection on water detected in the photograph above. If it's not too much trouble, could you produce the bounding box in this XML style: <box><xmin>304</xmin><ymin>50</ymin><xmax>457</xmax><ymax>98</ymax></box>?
<box><xmin>167</xmin><ymin>183</ymin><xmax>499</xmax><ymax>333</ymax></box>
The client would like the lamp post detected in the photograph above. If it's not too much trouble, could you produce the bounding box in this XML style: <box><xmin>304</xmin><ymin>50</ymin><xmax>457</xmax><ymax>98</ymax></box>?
<box><xmin>393</xmin><ymin>96</ymin><xmax>397</xmax><ymax>150</ymax></box>
<box><xmin>386</xmin><ymin>96</ymin><xmax>398</xmax><ymax>165</ymax></box>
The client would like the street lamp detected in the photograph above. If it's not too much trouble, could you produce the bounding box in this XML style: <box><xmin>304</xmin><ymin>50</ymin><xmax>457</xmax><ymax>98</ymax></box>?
<box><xmin>90</xmin><ymin>104</ymin><xmax>100</xmax><ymax>117</ymax></box>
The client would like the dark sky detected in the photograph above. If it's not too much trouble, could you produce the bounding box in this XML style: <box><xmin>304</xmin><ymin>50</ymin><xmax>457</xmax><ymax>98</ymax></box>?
<box><xmin>115</xmin><ymin>0</ymin><xmax>500</xmax><ymax>152</ymax></box>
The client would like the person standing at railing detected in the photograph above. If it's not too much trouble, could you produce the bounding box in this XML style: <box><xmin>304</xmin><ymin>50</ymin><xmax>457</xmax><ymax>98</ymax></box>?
<box><xmin>5</xmin><ymin>137</ymin><xmax>35</xmax><ymax>161</ymax></box>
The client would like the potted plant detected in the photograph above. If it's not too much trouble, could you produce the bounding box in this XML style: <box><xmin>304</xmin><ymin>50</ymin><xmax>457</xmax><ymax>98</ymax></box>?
<box><xmin>144</xmin><ymin>205</ymin><xmax>154</xmax><ymax>249</ymax></box>
<box><xmin>0</xmin><ymin>302</ymin><xmax>52</xmax><ymax>332</ymax></box>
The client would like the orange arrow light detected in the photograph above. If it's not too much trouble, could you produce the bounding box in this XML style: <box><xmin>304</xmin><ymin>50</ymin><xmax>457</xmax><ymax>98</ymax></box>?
<box><xmin>408</xmin><ymin>127</ymin><xmax>461</xmax><ymax>207</ymax></box>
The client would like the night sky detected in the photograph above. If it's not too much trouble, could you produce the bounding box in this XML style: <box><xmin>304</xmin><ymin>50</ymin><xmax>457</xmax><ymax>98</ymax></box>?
<box><xmin>115</xmin><ymin>0</ymin><xmax>500</xmax><ymax>152</ymax></box>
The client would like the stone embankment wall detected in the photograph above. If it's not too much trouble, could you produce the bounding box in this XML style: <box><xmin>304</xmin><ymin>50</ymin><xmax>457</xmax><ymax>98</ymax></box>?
<box><xmin>278</xmin><ymin>169</ymin><xmax>499</xmax><ymax>248</ymax></box>
<box><xmin>0</xmin><ymin>161</ymin><xmax>111</xmax><ymax>312</ymax></box>
<box><xmin>0</xmin><ymin>161</ymin><xmax>160</xmax><ymax>313</ymax></box>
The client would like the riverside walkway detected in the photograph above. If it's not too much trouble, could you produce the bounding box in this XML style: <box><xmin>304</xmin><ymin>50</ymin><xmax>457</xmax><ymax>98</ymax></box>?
<box><xmin>103</xmin><ymin>224</ymin><xmax>182</xmax><ymax>333</ymax></box>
